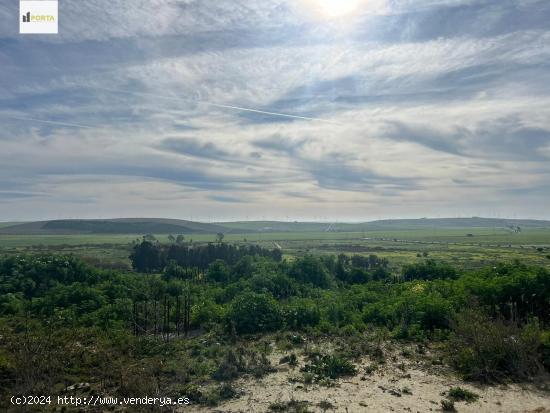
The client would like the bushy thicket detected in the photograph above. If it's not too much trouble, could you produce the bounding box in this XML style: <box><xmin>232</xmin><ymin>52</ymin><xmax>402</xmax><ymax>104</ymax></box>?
<box><xmin>228</xmin><ymin>292</ymin><xmax>283</xmax><ymax>334</ymax></box>
<box><xmin>1</xmin><ymin>250</ymin><xmax>549</xmax><ymax>401</ymax></box>
<box><xmin>447</xmin><ymin>307</ymin><xmax>543</xmax><ymax>382</ymax></box>
<box><xmin>2</xmin><ymin>254</ymin><xmax>549</xmax><ymax>333</ymax></box>
<box><xmin>130</xmin><ymin>240</ymin><xmax>282</xmax><ymax>272</ymax></box>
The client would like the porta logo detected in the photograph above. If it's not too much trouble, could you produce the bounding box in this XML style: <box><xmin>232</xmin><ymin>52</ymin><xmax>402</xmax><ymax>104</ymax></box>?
<box><xmin>20</xmin><ymin>1</ymin><xmax>58</xmax><ymax>34</ymax></box>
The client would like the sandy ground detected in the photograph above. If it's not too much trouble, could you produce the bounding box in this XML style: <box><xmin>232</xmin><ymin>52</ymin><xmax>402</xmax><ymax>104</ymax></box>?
<box><xmin>185</xmin><ymin>344</ymin><xmax>550</xmax><ymax>413</ymax></box>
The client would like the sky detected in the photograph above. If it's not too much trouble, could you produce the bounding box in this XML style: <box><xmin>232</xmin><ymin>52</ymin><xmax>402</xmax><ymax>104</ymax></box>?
<box><xmin>0</xmin><ymin>0</ymin><xmax>549</xmax><ymax>222</ymax></box>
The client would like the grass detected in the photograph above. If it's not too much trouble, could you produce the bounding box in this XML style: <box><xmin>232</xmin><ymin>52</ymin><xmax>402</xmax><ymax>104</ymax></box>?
<box><xmin>448</xmin><ymin>387</ymin><xmax>479</xmax><ymax>403</ymax></box>
<box><xmin>1</xmin><ymin>227</ymin><xmax>549</xmax><ymax>270</ymax></box>
<box><xmin>269</xmin><ymin>399</ymin><xmax>312</xmax><ymax>413</ymax></box>
<box><xmin>402</xmin><ymin>386</ymin><xmax>412</xmax><ymax>395</ymax></box>
<box><xmin>1</xmin><ymin>227</ymin><xmax>549</xmax><ymax>246</ymax></box>
<box><xmin>0</xmin><ymin>222</ymin><xmax>26</xmax><ymax>228</ymax></box>
<box><xmin>302</xmin><ymin>354</ymin><xmax>357</xmax><ymax>380</ymax></box>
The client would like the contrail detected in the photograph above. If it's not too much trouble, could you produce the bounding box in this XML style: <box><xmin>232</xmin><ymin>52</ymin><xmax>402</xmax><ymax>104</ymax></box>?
<box><xmin>2</xmin><ymin>86</ymin><xmax>343</xmax><ymax>128</ymax></box>
<box><xmin>93</xmin><ymin>86</ymin><xmax>342</xmax><ymax>125</ymax></box>
<box><xmin>3</xmin><ymin>116</ymin><xmax>95</xmax><ymax>129</ymax></box>
<box><xmin>200</xmin><ymin>101</ymin><xmax>340</xmax><ymax>124</ymax></box>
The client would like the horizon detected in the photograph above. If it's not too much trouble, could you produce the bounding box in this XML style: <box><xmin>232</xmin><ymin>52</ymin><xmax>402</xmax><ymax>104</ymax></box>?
<box><xmin>1</xmin><ymin>215</ymin><xmax>549</xmax><ymax>225</ymax></box>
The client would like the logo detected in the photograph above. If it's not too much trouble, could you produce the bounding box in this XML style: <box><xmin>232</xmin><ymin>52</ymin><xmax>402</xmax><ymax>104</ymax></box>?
<box><xmin>20</xmin><ymin>1</ymin><xmax>58</xmax><ymax>34</ymax></box>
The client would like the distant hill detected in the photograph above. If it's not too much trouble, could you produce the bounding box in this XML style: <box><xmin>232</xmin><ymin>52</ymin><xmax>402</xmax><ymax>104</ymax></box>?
<box><xmin>0</xmin><ymin>218</ymin><xmax>228</xmax><ymax>235</ymax></box>
<box><xmin>219</xmin><ymin>218</ymin><xmax>550</xmax><ymax>232</ymax></box>
<box><xmin>0</xmin><ymin>217</ymin><xmax>548</xmax><ymax>235</ymax></box>
<box><xmin>219</xmin><ymin>221</ymin><xmax>335</xmax><ymax>232</ymax></box>
<box><xmin>362</xmin><ymin>218</ymin><xmax>550</xmax><ymax>231</ymax></box>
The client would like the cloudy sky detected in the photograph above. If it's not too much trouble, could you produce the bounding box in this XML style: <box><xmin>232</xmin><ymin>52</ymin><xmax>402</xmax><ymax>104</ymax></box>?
<box><xmin>1</xmin><ymin>0</ymin><xmax>549</xmax><ymax>222</ymax></box>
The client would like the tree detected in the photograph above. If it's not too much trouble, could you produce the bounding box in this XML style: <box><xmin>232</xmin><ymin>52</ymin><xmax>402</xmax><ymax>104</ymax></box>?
<box><xmin>167</xmin><ymin>234</ymin><xmax>175</xmax><ymax>243</ymax></box>
<box><xmin>232</xmin><ymin>256</ymin><xmax>254</xmax><ymax>279</ymax></box>
<box><xmin>216</xmin><ymin>232</ymin><xmax>225</xmax><ymax>243</ymax></box>
<box><xmin>206</xmin><ymin>259</ymin><xmax>230</xmax><ymax>283</ymax></box>
<box><xmin>349</xmin><ymin>268</ymin><xmax>370</xmax><ymax>284</ymax></box>
<box><xmin>271</xmin><ymin>248</ymin><xmax>283</xmax><ymax>262</ymax></box>
<box><xmin>130</xmin><ymin>241</ymin><xmax>162</xmax><ymax>273</ymax></box>
<box><xmin>163</xmin><ymin>260</ymin><xmax>187</xmax><ymax>280</ymax></box>
<box><xmin>176</xmin><ymin>234</ymin><xmax>185</xmax><ymax>244</ymax></box>
<box><xmin>402</xmin><ymin>260</ymin><xmax>457</xmax><ymax>281</ymax></box>
<box><xmin>289</xmin><ymin>255</ymin><xmax>332</xmax><ymax>288</ymax></box>
<box><xmin>335</xmin><ymin>254</ymin><xmax>349</xmax><ymax>282</ymax></box>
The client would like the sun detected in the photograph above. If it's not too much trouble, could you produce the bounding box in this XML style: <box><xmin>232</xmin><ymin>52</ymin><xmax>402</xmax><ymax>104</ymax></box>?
<box><xmin>295</xmin><ymin>0</ymin><xmax>385</xmax><ymax>24</ymax></box>
<box><xmin>315</xmin><ymin>0</ymin><xmax>362</xmax><ymax>18</ymax></box>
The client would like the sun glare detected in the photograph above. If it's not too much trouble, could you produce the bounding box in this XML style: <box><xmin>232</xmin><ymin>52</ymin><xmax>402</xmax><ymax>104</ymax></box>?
<box><xmin>316</xmin><ymin>0</ymin><xmax>362</xmax><ymax>18</ymax></box>
<box><xmin>297</xmin><ymin>0</ymin><xmax>385</xmax><ymax>21</ymax></box>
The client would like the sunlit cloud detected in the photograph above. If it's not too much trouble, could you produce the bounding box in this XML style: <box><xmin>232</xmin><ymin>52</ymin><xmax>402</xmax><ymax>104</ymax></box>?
<box><xmin>298</xmin><ymin>0</ymin><xmax>388</xmax><ymax>20</ymax></box>
<box><xmin>0</xmin><ymin>0</ymin><xmax>549</xmax><ymax>220</ymax></box>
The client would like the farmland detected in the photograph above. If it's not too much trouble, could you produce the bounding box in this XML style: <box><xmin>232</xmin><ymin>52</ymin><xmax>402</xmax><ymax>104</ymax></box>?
<box><xmin>1</xmin><ymin>223</ymin><xmax>549</xmax><ymax>271</ymax></box>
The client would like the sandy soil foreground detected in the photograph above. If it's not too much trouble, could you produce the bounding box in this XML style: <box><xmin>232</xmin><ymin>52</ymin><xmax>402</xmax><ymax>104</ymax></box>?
<box><xmin>184</xmin><ymin>344</ymin><xmax>550</xmax><ymax>413</ymax></box>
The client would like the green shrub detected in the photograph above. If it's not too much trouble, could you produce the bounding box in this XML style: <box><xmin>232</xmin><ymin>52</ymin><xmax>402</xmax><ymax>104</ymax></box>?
<box><xmin>280</xmin><ymin>353</ymin><xmax>298</xmax><ymax>367</ymax></box>
<box><xmin>302</xmin><ymin>354</ymin><xmax>356</xmax><ymax>380</ymax></box>
<box><xmin>213</xmin><ymin>347</ymin><xmax>274</xmax><ymax>381</ymax></box>
<box><xmin>448</xmin><ymin>387</ymin><xmax>478</xmax><ymax>403</ymax></box>
<box><xmin>289</xmin><ymin>334</ymin><xmax>306</xmax><ymax>345</ymax></box>
<box><xmin>403</xmin><ymin>260</ymin><xmax>458</xmax><ymax>281</ymax></box>
<box><xmin>289</xmin><ymin>256</ymin><xmax>333</xmax><ymax>288</ymax></box>
<box><xmin>317</xmin><ymin>400</ymin><xmax>334</xmax><ymax>410</ymax></box>
<box><xmin>302</xmin><ymin>372</ymin><xmax>314</xmax><ymax>384</ymax></box>
<box><xmin>218</xmin><ymin>382</ymin><xmax>237</xmax><ymax>400</ymax></box>
<box><xmin>200</xmin><ymin>383</ymin><xmax>238</xmax><ymax>406</ymax></box>
<box><xmin>364</xmin><ymin>364</ymin><xmax>377</xmax><ymax>375</ymax></box>
<box><xmin>447</xmin><ymin>309</ymin><xmax>542</xmax><ymax>382</ymax></box>
<box><xmin>283</xmin><ymin>299</ymin><xmax>320</xmax><ymax>329</ymax></box>
<box><xmin>248</xmin><ymin>351</ymin><xmax>275</xmax><ymax>378</ymax></box>
<box><xmin>269</xmin><ymin>399</ymin><xmax>312</xmax><ymax>412</ymax></box>
<box><xmin>325</xmin><ymin>303</ymin><xmax>354</xmax><ymax>329</ymax></box>
<box><xmin>212</xmin><ymin>350</ymin><xmax>244</xmax><ymax>381</ymax></box>
<box><xmin>163</xmin><ymin>260</ymin><xmax>187</xmax><ymax>280</ymax></box>
<box><xmin>228</xmin><ymin>292</ymin><xmax>283</xmax><ymax>334</ymax></box>
<box><xmin>206</xmin><ymin>260</ymin><xmax>230</xmax><ymax>283</ymax></box>
<box><xmin>248</xmin><ymin>273</ymin><xmax>297</xmax><ymax>299</ymax></box>
<box><xmin>370</xmin><ymin>346</ymin><xmax>386</xmax><ymax>364</ymax></box>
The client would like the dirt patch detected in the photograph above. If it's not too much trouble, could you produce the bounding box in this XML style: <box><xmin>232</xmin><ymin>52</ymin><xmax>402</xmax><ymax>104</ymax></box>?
<box><xmin>183</xmin><ymin>342</ymin><xmax>550</xmax><ymax>413</ymax></box>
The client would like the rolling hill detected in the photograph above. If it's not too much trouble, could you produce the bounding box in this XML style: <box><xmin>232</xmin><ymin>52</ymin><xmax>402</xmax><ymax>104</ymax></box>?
<box><xmin>0</xmin><ymin>218</ymin><xmax>228</xmax><ymax>235</ymax></box>
<box><xmin>360</xmin><ymin>217</ymin><xmax>550</xmax><ymax>231</ymax></box>
<box><xmin>218</xmin><ymin>218</ymin><xmax>550</xmax><ymax>232</ymax></box>
<box><xmin>0</xmin><ymin>217</ymin><xmax>548</xmax><ymax>235</ymax></box>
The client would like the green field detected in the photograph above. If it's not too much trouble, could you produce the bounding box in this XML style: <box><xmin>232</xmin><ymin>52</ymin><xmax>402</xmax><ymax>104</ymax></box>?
<box><xmin>1</xmin><ymin>226</ymin><xmax>549</xmax><ymax>271</ymax></box>
<box><xmin>0</xmin><ymin>222</ymin><xmax>23</xmax><ymax>228</ymax></box>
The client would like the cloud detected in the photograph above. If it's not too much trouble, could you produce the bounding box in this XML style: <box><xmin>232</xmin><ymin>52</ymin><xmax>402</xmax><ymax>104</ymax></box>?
<box><xmin>383</xmin><ymin>118</ymin><xmax>550</xmax><ymax>161</ymax></box>
<box><xmin>209</xmin><ymin>195</ymin><xmax>246</xmax><ymax>203</ymax></box>
<box><xmin>304</xmin><ymin>157</ymin><xmax>419</xmax><ymax>192</ymax></box>
<box><xmin>0</xmin><ymin>0</ymin><xmax>549</xmax><ymax>220</ymax></box>
<box><xmin>158</xmin><ymin>137</ymin><xmax>230</xmax><ymax>160</ymax></box>
<box><xmin>0</xmin><ymin>191</ymin><xmax>46</xmax><ymax>200</ymax></box>
<box><xmin>252</xmin><ymin>134</ymin><xmax>310</xmax><ymax>154</ymax></box>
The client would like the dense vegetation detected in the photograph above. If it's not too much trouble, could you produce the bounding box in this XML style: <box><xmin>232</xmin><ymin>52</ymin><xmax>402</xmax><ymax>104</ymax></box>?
<box><xmin>130</xmin><ymin>241</ymin><xmax>282</xmax><ymax>272</ymax></box>
<box><xmin>1</xmin><ymin>240</ymin><xmax>549</xmax><ymax>411</ymax></box>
